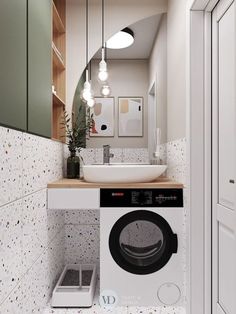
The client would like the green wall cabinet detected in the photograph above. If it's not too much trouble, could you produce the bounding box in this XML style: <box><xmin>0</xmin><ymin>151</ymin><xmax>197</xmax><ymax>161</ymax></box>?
<box><xmin>28</xmin><ymin>0</ymin><xmax>52</xmax><ymax>138</ymax></box>
<box><xmin>0</xmin><ymin>0</ymin><xmax>27</xmax><ymax>130</ymax></box>
<box><xmin>0</xmin><ymin>0</ymin><xmax>52</xmax><ymax>138</ymax></box>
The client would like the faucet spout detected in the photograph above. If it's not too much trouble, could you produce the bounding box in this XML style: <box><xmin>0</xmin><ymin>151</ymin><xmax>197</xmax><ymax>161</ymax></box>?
<box><xmin>103</xmin><ymin>145</ymin><xmax>114</xmax><ymax>164</ymax></box>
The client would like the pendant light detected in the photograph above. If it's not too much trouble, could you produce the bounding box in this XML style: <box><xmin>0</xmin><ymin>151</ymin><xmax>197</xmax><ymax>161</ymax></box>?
<box><xmin>98</xmin><ymin>0</ymin><xmax>109</xmax><ymax>83</ymax></box>
<box><xmin>106</xmin><ymin>28</ymin><xmax>134</xmax><ymax>49</ymax></box>
<box><xmin>100</xmin><ymin>84</ymin><xmax>111</xmax><ymax>97</ymax></box>
<box><xmin>80</xmin><ymin>0</ymin><xmax>95</xmax><ymax>107</ymax></box>
<box><xmin>87</xmin><ymin>62</ymin><xmax>96</xmax><ymax>107</ymax></box>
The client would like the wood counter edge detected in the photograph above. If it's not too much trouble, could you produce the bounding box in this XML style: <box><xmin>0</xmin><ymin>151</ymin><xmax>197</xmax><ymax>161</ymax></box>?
<box><xmin>47</xmin><ymin>178</ymin><xmax>184</xmax><ymax>189</ymax></box>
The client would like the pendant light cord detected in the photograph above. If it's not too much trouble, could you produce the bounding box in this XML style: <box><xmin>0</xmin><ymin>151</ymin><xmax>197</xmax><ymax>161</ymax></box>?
<box><xmin>102</xmin><ymin>0</ymin><xmax>104</xmax><ymax>49</ymax></box>
<box><xmin>89</xmin><ymin>61</ymin><xmax>92</xmax><ymax>80</ymax></box>
<box><xmin>86</xmin><ymin>0</ymin><xmax>89</xmax><ymax>67</ymax></box>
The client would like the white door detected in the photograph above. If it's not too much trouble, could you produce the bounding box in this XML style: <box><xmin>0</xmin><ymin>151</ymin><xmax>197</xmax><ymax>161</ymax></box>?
<box><xmin>212</xmin><ymin>0</ymin><xmax>236</xmax><ymax>313</ymax></box>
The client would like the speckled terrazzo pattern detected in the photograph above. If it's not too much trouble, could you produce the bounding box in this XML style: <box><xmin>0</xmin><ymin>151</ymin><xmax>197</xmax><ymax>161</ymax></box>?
<box><xmin>0</xmin><ymin>128</ymin><xmax>23</xmax><ymax>206</ymax></box>
<box><xmin>166</xmin><ymin>138</ymin><xmax>187</xmax><ymax>185</ymax></box>
<box><xmin>0</xmin><ymin>199</ymin><xmax>23</xmax><ymax>304</ymax></box>
<box><xmin>0</xmin><ymin>126</ymin><xmax>64</xmax><ymax>313</ymax></box>
<box><xmin>79</xmin><ymin>148</ymin><xmax>149</xmax><ymax>165</ymax></box>
<box><xmin>64</xmin><ymin>224</ymin><xmax>99</xmax><ymax>266</ymax></box>
<box><xmin>166</xmin><ymin>138</ymin><xmax>188</xmax><ymax>308</ymax></box>
<box><xmin>23</xmin><ymin>133</ymin><xmax>63</xmax><ymax>195</ymax></box>
<box><xmin>43</xmin><ymin>284</ymin><xmax>186</xmax><ymax>314</ymax></box>
<box><xmin>65</xmin><ymin>210</ymin><xmax>100</xmax><ymax>225</ymax></box>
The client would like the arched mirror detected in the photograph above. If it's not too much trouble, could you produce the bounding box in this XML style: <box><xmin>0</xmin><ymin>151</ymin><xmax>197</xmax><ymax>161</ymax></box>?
<box><xmin>72</xmin><ymin>14</ymin><xmax>167</xmax><ymax>155</ymax></box>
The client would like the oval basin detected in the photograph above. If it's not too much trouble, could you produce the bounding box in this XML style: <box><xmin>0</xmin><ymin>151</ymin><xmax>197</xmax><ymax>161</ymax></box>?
<box><xmin>83</xmin><ymin>164</ymin><xmax>167</xmax><ymax>183</ymax></box>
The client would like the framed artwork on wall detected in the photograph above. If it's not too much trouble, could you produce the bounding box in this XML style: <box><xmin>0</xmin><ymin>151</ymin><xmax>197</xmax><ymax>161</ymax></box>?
<box><xmin>118</xmin><ymin>97</ymin><xmax>143</xmax><ymax>137</ymax></box>
<box><xmin>90</xmin><ymin>97</ymin><xmax>115</xmax><ymax>137</ymax></box>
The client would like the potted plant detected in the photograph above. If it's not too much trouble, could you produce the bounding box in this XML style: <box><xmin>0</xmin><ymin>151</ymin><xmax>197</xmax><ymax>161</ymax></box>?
<box><xmin>61</xmin><ymin>108</ymin><xmax>92</xmax><ymax>179</ymax></box>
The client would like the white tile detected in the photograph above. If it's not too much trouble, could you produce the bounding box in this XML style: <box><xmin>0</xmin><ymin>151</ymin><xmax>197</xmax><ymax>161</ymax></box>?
<box><xmin>128</xmin><ymin>307</ymin><xmax>161</xmax><ymax>314</ymax></box>
<box><xmin>122</xmin><ymin>149</ymin><xmax>149</xmax><ymax>164</ymax></box>
<box><xmin>160</xmin><ymin>307</ymin><xmax>186</xmax><ymax>314</ymax></box>
<box><xmin>80</xmin><ymin>149</ymin><xmax>96</xmax><ymax>165</ymax></box>
<box><xmin>22</xmin><ymin>190</ymin><xmax>48</xmax><ymax>270</ymax></box>
<box><xmin>0</xmin><ymin>127</ymin><xmax>23</xmax><ymax>206</ymax></box>
<box><xmin>65</xmin><ymin>225</ymin><xmax>99</xmax><ymax>265</ymax></box>
<box><xmin>128</xmin><ymin>307</ymin><xmax>186</xmax><ymax>314</ymax></box>
<box><xmin>22</xmin><ymin>133</ymin><xmax>63</xmax><ymax>195</ymax></box>
<box><xmin>43</xmin><ymin>307</ymin><xmax>68</xmax><ymax>314</ymax></box>
<box><xmin>22</xmin><ymin>188</ymin><xmax>64</xmax><ymax>274</ymax></box>
<box><xmin>21</xmin><ymin>252</ymin><xmax>50</xmax><ymax>313</ymax></box>
<box><xmin>93</xmin><ymin>149</ymin><xmax>103</xmax><ymax>165</ymax></box>
<box><xmin>0</xmin><ymin>281</ymin><xmax>24</xmax><ymax>314</ymax></box>
<box><xmin>65</xmin><ymin>210</ymin><xmax>99</xmax><ymax>225</ymax></box>
<box><xmin>166</xmin><ymin>138</ymin><xmax>186</xmax><ymax>168</ymax></box>
<box><xmin>0</xmin><ymin>199</ymin><xmax>23</xmax><ymax>304</ymax></box>
<box><xmin>167</xmin><ymin>165</ymin><xmax>187</xmax><ymax>186</ymax></box>
<box><xmin>47</xmin><ymin>229</ymin><xmax>65</xmax><ymax>292</ymax></box>
<box><xmin>110</xmin><ymin>148</ymin><xmax>123</xmax><ymax>163</ymax></box>
<box><xmin>22</xmin><ymin>229</ymin><xmax>65</xmax><ymax>314</ymax></box>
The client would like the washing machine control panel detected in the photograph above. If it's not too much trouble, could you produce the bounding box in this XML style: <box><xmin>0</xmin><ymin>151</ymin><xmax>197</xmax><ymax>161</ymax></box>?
<box><xmin>100</xmin><ymin>189</ymin><xmax>183</xmax><ymax>207</ymax></box>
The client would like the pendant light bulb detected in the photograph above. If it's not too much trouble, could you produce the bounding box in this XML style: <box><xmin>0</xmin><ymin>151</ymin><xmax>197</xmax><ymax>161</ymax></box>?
<box><xmin>87</xmin><ymin>97</ymin><xmax>96</xmax><ymax>108</ymax></box>
<box><xmin>80</xmin><ymin>69</ymin><xmax>94</xmax><ymax>102</ymax></box>
<box><xmin>98</xmin><ymin>47</ymin><xmax>108</xmax><ymax>82</ymax></box>
<box><xmin>80</xmin><ymin>81</ymin><xmax>92</xmax><ymax>102</ymax></box>
<box><xmin>101</xmin><ymin>84</ymin><xmax>111</xmax><ymax>97</ymax></box>
<box><xmin>98</xmin><ymin>60</ymin><xmax>108</xmax><ymax>82</ymax></box>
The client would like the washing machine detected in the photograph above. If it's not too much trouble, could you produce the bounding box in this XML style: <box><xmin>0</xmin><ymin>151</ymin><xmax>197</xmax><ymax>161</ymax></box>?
<box><xmin>100</xmin><ymin>188</ymin><xmax>184</xmax><ymax>308</ymax></box>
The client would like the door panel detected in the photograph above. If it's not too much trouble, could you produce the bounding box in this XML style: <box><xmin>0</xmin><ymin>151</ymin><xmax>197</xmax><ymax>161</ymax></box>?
<box><xmin>0</xmin><ymin>0</ymin><xmax>27</xmax><ymax>130</ymax></box>
<box><xmin>218</xmin><ymin>2</ymin><xmax>235</xmax><ymax>210</ymax></box>
<box><xmin>212</xmin><ymin>0</ymin><xmax>236</xmax><ymax>313</ymax></box>
<box><xmin>28</xmin><ymin>0</ymin><xmax>52</xmax><ymax>138</ymax></box>
<box><xmin>218</xmin><ymin>223</ymin><xmax>234</xmax><ymax>313</ymax></box>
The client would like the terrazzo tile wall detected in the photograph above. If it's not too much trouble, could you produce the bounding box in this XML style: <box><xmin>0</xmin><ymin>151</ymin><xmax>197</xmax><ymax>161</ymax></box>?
<box><xmin>0</xmin><ymin>126</ymin><xmax>65</xmax><ymax>313</ymax></box>
<box><xmin>64</xmin><ymin>147</ymin><xmax>149</xmax><ymax>269</ymax></box>
<box><xmin>166</xmin><ymin>138</ymin><xmax>187</xmax><ymax>186</ymax></box>
<box><xmin>165</xmin><ymin>137</ymin><xmax>188</xmax><ymax>308</ymax></box>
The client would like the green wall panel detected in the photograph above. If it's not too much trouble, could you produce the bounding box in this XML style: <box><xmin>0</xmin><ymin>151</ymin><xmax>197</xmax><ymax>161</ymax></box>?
<box><xmin>0</xmin><ymin>0</ymin><xmax>27</xmax><ymax>130</ymax></box>
<box><xmin>28</xmin><ymin>0</ymin><xmax>52</xmax><ymax>138</ymax></box>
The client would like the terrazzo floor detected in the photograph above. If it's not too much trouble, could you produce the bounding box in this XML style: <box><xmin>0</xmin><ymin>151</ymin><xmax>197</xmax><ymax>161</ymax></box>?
<box><xmin>43</xmin><ymin>285</ymin><xmax>186</xmax><ymax>314</ymax></box>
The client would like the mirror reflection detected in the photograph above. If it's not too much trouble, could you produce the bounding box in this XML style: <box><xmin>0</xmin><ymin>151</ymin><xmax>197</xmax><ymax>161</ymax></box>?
<box><xmin>73</xmin><ymin>14</ymin><xmax>167</xmax><ymax>158</ymax></box>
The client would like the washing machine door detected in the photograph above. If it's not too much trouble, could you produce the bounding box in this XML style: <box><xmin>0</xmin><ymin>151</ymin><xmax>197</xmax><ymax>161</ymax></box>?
<box><xmin>109</xmin><ymin>210</ymin><xmax>178</xmax><ymax>275</ymax></box>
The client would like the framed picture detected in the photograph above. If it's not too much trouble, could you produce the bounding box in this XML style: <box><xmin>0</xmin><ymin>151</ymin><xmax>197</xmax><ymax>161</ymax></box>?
<box><xmin>90</xmin><ymin>97</ymin><xmax>115</xmax><ymax>137</ymax></box>
<box><xmin>118</xmin><ymin>97</ymin><xmax>143</xmax><ymax>137</ymax></box>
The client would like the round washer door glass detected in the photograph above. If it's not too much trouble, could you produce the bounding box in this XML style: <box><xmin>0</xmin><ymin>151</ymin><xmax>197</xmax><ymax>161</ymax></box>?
<box><xmin>109</xmin><ymin>210</ymin><xmax>178</xmax><ymax>275</ymax></box>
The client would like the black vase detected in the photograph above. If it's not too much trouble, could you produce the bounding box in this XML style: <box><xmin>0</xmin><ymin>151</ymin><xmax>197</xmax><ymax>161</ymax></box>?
<box><xmin>67</xmin><ymin>150</ymin><xmax>80</xmax><ymax>179</ymax></box>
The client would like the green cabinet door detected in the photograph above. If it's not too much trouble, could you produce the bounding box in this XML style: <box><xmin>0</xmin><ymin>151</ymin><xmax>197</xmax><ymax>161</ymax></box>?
<box><xmin>0</xmin><ymin>0</ymin><xmax>27</xmax><ymax>130</ymax></box>
<box><xmin>28</xmin><ymin>0</ymin><xmax>52</xmax><ymax>138</ymax></box>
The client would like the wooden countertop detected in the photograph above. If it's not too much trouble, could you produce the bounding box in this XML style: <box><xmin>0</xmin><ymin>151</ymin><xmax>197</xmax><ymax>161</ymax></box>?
<box><xmin>47</xmin><ymin>177</ymin><xmax>184</xmax><ymax>189</ymax></box>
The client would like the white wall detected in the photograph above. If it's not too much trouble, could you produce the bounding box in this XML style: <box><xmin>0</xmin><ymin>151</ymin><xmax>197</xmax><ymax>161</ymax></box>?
<box><xmin>167</xmin><ymin>0</ymin><xmax>187</xmax><ymax>141</ymax></box>
<box><xmin>66</xmin><ymin>0</ymin><xmax>168</xmax><ymax>114</ymax></box>
<box><xmin>88</xmin><ymin>59</ymin><xmax>148</xmax><ymax>148</ymax></box>
<box><xmin>149</xmin><ymin>14</ymin><xmax>167</xmax><ymax>144</ymax></box>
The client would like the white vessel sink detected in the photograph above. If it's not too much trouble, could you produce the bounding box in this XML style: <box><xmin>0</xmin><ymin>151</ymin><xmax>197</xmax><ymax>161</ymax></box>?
<box><xmin>83</xmin><ymin>164</ymin><xmax>167</xmax><ymax>183</ymax></box>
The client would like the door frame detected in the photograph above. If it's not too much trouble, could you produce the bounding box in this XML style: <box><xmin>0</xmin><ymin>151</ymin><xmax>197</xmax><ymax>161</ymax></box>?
<box><xmin>187</xmin><ymin>1</ymin><xmax>219</xmax><ymax>313</ymax></box>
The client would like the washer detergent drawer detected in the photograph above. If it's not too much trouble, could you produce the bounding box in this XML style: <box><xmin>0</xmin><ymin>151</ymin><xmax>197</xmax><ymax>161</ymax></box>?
<box><xmin>47</xmin><ymin>188</ymin><xmax>99</xmax><ymax>210</ymax></box>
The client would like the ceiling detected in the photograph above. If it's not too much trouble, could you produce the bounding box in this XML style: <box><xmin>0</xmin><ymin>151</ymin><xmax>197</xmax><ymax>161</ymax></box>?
<box><xmin>93</xmin><ymin>14</ymin><xmax>162</xmax><ymax>60</ymax></box>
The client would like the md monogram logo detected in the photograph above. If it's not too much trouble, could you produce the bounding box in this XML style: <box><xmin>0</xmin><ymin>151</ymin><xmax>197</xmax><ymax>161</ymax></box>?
<box><xmin>99</xmin><ymin>290</ymin><xmax>118</xmax><ymax>309</ymax></box>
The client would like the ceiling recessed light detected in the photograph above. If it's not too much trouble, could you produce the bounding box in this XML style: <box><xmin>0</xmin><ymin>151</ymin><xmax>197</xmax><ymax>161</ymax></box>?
<box><xmin>106</xmin><ymin>28</ymin><xmax>134</xmax><ymax>49</ymax></box>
